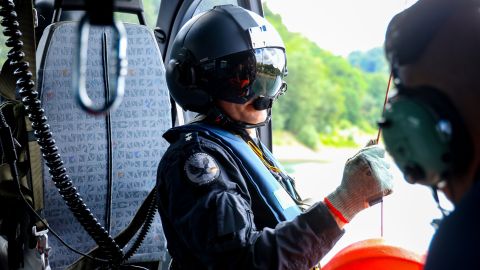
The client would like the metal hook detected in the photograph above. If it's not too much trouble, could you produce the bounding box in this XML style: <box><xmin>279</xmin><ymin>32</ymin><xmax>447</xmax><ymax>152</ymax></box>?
<box><xmin>74</xmin><ymin>15</ymin><xmax>128</xmax><ymax>115</ymax></box>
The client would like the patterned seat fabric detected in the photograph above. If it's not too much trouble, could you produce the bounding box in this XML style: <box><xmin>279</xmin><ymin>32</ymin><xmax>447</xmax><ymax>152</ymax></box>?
<box><xmin>36</xmin><ymin>22</ymin><xmax>170</xmax><ymax>268</ymax></box>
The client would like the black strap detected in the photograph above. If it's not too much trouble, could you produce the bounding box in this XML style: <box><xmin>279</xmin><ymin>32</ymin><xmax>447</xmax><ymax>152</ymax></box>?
<box><xmin>86</xmin><ymin>0</ymin><xmax>114</xmax><ymax>25</ymax></box>
<box><xmin>53</xmin><ymin>0</ymin><xmax>147</xmax><ymax>25</ymax></box>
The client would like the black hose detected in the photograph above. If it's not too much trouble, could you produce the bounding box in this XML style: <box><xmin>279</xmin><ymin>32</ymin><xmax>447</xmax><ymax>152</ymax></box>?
<box><xmin>0</xmin><ymin>0</ymin><xmax>123</xmax><ymax>266</ymax></box>
<box><xmin>123</xmin><ymin>187</ymin><xmax>158</xmax><ymax>262</ymax></box>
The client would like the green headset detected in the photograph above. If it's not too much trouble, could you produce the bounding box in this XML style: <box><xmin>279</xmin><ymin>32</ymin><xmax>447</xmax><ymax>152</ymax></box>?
<box><xmin>380</xmin><ymin>83</ymin><xmax>472</xmax><ymax>186</ymax></box>
<box><xmin>381</xmin><ymin>1</ymin><xmax>473</xmax><ymax>187</ymax></box>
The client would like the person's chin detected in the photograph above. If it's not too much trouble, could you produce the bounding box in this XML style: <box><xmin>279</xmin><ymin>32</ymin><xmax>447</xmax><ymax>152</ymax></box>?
<box><xmin>242</xmin><ymin>105</ymin><xmax>268</xmax><ymax>124</ymax></box>
<box><xmin>249</xmin><ymin>113</ymin><xmax>268</xmax><ymax>124</ymax></box>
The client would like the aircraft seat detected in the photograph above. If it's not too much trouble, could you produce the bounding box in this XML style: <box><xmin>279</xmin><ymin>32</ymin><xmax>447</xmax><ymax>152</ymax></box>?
<box><xmin>36</xmin><ymin>17</ymin><xmax>170</xmax><ymax>268</ymax></box>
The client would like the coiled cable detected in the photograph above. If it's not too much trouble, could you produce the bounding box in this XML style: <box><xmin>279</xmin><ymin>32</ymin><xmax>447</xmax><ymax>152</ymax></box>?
<box><xmin>123</xmin><ymin>187</ymin><xmax>157</xmax><ymax>262</ymax></box>
<box><xmin>0</xmin><ymin>0</ymin><xmax>123</xmax><ymax>266</ymax></box>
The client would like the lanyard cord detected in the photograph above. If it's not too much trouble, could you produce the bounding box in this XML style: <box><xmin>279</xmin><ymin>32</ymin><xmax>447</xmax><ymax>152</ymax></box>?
<box><xmin>247</xmin><ymin>140</ymin><xmax>282</xmax><ymax>173</ymax></box>
<box><xmin>234</xmin><ymin>129</ymin><xmax>281</xmax><ymax>173</ymax></box>
<box><xmin>237</xmin><ymin>130</ymin><xmax>303</xmax><ymax>202</ymax></box>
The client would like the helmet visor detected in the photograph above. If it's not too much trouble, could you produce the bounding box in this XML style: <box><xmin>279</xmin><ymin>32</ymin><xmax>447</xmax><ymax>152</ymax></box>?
<box><xmin>199</xmin><ymin>48</ymin><xmax>286</xmax><ymax>104</ymax></box>
<box><xmin>251</xmin><ymin>48</ymin><xmax>286</xmax><ymax>99</ymax></box>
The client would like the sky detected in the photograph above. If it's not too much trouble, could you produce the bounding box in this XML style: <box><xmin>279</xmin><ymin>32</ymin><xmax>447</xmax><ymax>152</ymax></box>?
<box><xmin>264</xmin><ymin>0</ymin><xmax>417</xmax><ymax>57</ymax></box>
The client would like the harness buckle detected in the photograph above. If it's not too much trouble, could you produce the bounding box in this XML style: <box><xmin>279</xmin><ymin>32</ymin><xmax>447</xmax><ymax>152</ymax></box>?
<box><xmin>32</xmin><ymin>226</ymin><xmax>51</xmax><ymax>270</ymax></box>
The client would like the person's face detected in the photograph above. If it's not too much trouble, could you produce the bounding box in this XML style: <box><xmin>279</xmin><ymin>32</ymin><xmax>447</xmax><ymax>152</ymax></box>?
<box><xmin>216</xmin><ymin>98</ymin><xmax>268</xmax><ymax>125</ymax></box>
<box><xmin>394</xmin><ymin>7</ymin><xmax>480</xmax><ymax>203</ymax></box>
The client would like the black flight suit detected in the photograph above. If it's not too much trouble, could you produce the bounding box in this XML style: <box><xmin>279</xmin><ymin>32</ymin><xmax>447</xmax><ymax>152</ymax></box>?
<box><xmin>156</xmin><ymin>123</ymin><xmax>344</xmax><ymax>270</ymax></box>
<box><xmin>424</xmin><ymin>178</ymin><xmax>480</xmax><ymax>270</ymax></box>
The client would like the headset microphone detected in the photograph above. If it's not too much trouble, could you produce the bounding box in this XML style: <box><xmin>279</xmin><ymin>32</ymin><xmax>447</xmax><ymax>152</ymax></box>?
<box><xmin>253</xmin><ymin>81</ymin><xmax>287</xmax><ymax>111</ymax></box>
<box><xmin>253</xmin><ymin>97</ymin><xmax>273</xmax><ymax>110</ymax></box>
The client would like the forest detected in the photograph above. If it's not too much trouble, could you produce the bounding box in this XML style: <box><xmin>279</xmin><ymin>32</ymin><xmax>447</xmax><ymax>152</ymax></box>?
<box><xmin>264</xmin><ymin>6</ymin><xmax>390</xmax><ymax>149</ymax></box>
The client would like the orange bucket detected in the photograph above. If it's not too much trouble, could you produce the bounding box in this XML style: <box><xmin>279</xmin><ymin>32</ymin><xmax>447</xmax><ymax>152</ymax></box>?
<box><xmin>322</xmin><ymin>238</ymin><xmax>425</xmax><ymax>270</ymax></box>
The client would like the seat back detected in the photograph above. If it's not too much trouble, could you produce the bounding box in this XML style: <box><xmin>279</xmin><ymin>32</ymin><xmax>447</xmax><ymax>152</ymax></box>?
<box><xmin>36</xmin><ymin>20</ymin><xmax>170</xmax><ymax>268</ymax></box>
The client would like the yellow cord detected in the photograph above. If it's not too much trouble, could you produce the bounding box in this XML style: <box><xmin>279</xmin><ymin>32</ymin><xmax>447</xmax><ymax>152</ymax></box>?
<box><xmin>246</xmin><ymin>140</ymin><xmax>281</xmax><ymax>173</ymax></box>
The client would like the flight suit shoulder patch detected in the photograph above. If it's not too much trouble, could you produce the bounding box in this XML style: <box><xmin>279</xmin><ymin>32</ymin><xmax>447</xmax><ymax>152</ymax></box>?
<box><xmin>184</xmin><ymin>152</ymin><xmax>220</xmax><ymax>186</ymax></box>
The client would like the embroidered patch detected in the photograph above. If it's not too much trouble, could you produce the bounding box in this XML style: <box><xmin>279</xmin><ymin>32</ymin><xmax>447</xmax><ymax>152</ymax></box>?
<box><xmin>184</xmin><ymin>153</ymin><xmax>220</xmax><ymax>185</ymax></box>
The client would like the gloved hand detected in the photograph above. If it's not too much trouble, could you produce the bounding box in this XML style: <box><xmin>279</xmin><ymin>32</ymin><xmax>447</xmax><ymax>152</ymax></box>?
<box><xmin>325</xmin><ymin>145</ymin><xmax>394</xmax><ymax>223</ymax></box>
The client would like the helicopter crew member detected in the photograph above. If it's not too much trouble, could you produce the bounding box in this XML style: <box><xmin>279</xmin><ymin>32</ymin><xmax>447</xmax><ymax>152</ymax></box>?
<box><xmin>382</xmin><ymin>0</ymin><xmax>480</xmax><ymax>269</ymax></box>
<box><xmin>157</xmin><ymin>5</ymin><xmax>394</xmax><ymax>270</ymax></box>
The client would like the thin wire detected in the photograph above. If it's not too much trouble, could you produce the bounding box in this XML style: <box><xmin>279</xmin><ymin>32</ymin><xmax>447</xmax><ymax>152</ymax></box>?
<box><xmin>18</xmin><ymin>185</ymin><xmax>111</xmax><ymax>264</ymax></box>
<box><xmin>13</xmin><ymin>168</ymin><xmax>109</xmax><ymax>263</ymax></box>
<box><xmin>0</xmin><ymin>111</ymin><xmax>110</xmax><ymax>264</ymax></box>
<box><xmin>120</xmin><ymin>265</ymin><xmax>149</xmax><ymax>270</ymax></box>
<box><xmin>381</xmin><ymin>198</ymin><xmax>384</xmax><ymax>237</ymax></box>
<box><xmin>377</xmin><ymin>71</ymin><xmax>393</xmax><ymax>238</ymax></box>
<box><xmin>376</xmin><ymin>72</ymin><xmax>393</xmax><ymax>143</ymax></box>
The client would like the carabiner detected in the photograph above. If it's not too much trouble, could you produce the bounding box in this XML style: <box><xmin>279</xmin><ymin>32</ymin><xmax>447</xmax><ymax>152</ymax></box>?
<box><xmin>73</xmin><ymin>15</ymin><xmax>128</xmax><ymax>115</ymax></box>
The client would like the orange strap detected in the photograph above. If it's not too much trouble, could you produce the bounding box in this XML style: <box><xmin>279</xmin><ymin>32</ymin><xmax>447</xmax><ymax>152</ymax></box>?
<box><xmin>324</xmin><ymin>197</ymin><xmax>349</xmax><ymax>224</ymax></box>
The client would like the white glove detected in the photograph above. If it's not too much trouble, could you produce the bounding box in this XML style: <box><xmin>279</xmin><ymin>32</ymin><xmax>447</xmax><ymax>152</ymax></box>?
<box><xmin>325</xmin><ymin>145</ymin><xmax>394</xmax><ymax>222</ymax></box>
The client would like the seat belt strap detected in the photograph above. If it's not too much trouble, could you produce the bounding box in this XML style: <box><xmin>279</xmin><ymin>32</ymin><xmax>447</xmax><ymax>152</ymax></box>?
<box><xmin>17</xmin><ymin>0</ymin><xmax>37</xmax><ymax>81</ymax></box>
<box><xmin>26</xmin><ymin>115</ymin><xmax>43</xmax><ymax>211</ymax></box>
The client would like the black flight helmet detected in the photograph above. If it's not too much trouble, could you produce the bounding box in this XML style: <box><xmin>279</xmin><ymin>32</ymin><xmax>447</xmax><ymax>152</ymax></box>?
<box><xmin>166</xmin><ymin>5</ymin><xmax>287</xmax><ymax>119</ymax></box>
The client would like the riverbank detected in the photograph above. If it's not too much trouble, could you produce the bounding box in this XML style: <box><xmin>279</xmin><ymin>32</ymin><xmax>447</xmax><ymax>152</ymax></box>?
<box><xmin>271</xmin><ymin>130</ymin><xmax>375</xmax><ymax>163</ymax></box>
<box><xmin>272</xmin><ymin>144</ymin><xmax>358</xmax><ymax>164</ymax></box>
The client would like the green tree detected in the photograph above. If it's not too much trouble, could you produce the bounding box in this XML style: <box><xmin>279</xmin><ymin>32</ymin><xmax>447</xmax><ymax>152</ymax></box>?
<box><xmin>264</xmin><ymin>4</ymin><xmax>389</xmax><ymax>148</ymax></box>
<box><xmin>348</xmin><ymin>47</ymin><xmax>389</xmax><ymax>73</ymax></box>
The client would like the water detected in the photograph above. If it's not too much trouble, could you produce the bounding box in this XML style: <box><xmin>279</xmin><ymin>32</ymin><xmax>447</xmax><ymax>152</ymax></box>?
<box><xmin>280</xmin><ymin>152</ymin><xmax>453</xmax><ymax>265</ymax></box>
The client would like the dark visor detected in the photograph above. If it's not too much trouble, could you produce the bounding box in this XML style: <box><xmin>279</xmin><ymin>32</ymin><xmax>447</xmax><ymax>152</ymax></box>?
<box><xmin>198</xmin><ymin>48</ymin><xmax>286</xmax><ymax>104</ymax></box>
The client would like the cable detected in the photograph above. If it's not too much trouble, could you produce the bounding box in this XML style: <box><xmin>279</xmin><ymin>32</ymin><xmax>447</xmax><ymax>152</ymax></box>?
<box><xmin>123</xmin><ymin>187</ymin><xmax>158</xmax><ymax>262</ymax></box>
<box><xmin>1</xmin><ymin>1</ymin><xmax>156</xmax><ymax>267</ymax></box>
<box><xmin>120</xmin><ymin>265</ymin><xmax>149</xmax><ymax>270</ymax></box>
<box><xmin>0</xmin><ymin>110</ymin><xmax>109</xmax><ymax>264</ymax></box>
<box><xmin>0</xmin><ymin>0</ymin><xmax>123</xmax><ymax>265</ymax></box>
<box><xmin>375</xmin><ymin>71</ymin><xmax>393</xmax><ymax>238</ymax></box>
<box><xmin>2</xmin><ymin>117</ymin><xmax>155</xmax><ymax>267</ymax></box>
<box><xmin>376</xmin><ymin>72</ymin><xmax>393</xmax><ymax>143</ymax></box>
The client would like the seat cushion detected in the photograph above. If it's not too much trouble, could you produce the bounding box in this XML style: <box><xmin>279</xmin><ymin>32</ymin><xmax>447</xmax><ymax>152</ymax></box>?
<box><xmin>37</xmin><ymin>22</ymin><xmax>170</xmax><ymax>268</ymax></box>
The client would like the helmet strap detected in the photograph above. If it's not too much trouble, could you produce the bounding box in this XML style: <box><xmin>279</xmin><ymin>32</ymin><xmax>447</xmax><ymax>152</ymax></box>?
<box><xmin>204</xmin><ymin>105</ymin><xmax>271</xmax><ymax>131</ymax></box>
<box><xmin>430</xmin><ymin>185</ymin><xmax>451</xmax><ymax>230</ymax></box>
<box><xmin>431</xmin><ymin>186</ymin><xmax>451</xmax><ymax>218</ymax></box>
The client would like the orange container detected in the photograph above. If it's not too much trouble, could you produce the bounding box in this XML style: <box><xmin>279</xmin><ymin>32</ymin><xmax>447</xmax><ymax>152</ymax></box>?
<box><xmin>322</xmin><ymin>238</ymin><xmax>425</xmax><ymax>270</ymax></box>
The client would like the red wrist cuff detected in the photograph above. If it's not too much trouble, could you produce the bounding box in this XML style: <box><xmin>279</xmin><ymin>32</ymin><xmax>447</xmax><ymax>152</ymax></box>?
<box><xmin>324</xmin><ymin>197</ymin><xmax>349</xmax><ymax>224</ymax></box>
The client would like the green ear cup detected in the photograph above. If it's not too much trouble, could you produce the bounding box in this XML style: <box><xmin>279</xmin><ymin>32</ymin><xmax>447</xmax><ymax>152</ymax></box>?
<box><xmin>381</xmin><ymin>96</ymin><xmax>452</xmax><ymax>185</ymax></box>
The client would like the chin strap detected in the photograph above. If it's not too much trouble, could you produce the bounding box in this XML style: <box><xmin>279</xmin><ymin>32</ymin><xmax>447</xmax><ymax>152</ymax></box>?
<box><xmin>430</xmin><ymin>185</ymin><xmax>451</xmax><ymax>230</ymax></box>
<box><xmin>205</xmin><ymin>105</ymin><xmax>271</xmax><ymax>130</ymax></box>
<box><xmin>430</xmin><ymin>166</ymin><xmax>480</xmax><ymax>231</ymax></box>
<box><xmin>204</xmin><ymin>80</ymin><xmax>286</xmax><ymax>129</ymax></box>
<box><xmin>431</xmin><ymin>186</ymin><xmax>451</xmax><ymax>217</ymax></box>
